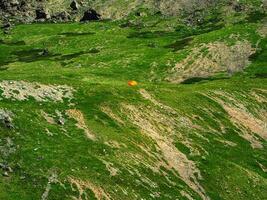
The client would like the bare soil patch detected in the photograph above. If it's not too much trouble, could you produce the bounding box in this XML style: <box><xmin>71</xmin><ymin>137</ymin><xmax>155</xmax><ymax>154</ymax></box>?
<box><xmin>69</xmin><ymin>177</ymin><xmax>110</xmax><ymax>200</ymax></box>
<box><xmin>206</xmin><ymin>91</ymin><xmax>267</xmax><ymax>148</ymax></box>
<box><xmin>139</xmin><ymin>89</ymin><xmax>176</xmax><ymax>114</ymax></box>
<box><xmin>100</xmin><ymin>105</ymin><xmax>125</xmax><ymax>125</ymax></box>
<box><xmin>167</xmin><ymin>41</ymin><xmax>255</xmax><ymax>83</ymax></box>
<box><xmin>66</xmin><ymin>109</ymin><xmax>96</xmax><ymax>140</ymax></box>
<box><xmin>41</xmin><ymin>110</ymin><xmax>56</xmax><ymax>125</ymax></box>
<box><xmin>121</xmin><ymin>104</ymin><xmax>210</xmax><ymax>200</ymax></box>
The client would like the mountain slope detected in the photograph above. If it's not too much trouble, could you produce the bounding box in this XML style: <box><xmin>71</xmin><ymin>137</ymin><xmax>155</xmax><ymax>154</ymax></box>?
<box><xmin>0</xmin><ymin>0</ymin><xmax>266</xmax><ymax>200</ymax></box>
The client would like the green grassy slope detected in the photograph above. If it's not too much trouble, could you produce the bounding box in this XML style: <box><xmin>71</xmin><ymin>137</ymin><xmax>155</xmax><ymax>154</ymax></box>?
<box><xmin>0</xmin><ymin>2</ymin><xmax>266</xmax><ymax>200</ymax></box>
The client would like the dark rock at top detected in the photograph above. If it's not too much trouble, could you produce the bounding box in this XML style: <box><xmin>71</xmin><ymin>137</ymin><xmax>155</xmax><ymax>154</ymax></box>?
<box><xmin>35</xmin><ymin>8</ymin><xmax>48</xmax><ymax>20</ymax></box>
<box><xmin>0</xmin><ymin>0</ymin><xmax>8</xmax><ymax>10</ymax></box>
<box><xmin>70</xmin><ymin>0</ymin><xmax>79</xmax><ymax>10</ymax></box>
<box><xmin>80</xmin><ymin>9</ymin><xmax>100</xmax><ymax>22</ymax></box>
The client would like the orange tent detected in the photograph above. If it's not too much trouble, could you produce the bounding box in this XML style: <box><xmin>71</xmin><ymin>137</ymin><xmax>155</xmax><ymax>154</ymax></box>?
<box><xmin>128</xmin><ymin>80</ymin><xmax>138</xmax><ymax>87</ymax></box>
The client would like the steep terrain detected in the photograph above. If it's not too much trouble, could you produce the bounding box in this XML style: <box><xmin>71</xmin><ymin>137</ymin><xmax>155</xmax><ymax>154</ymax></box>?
<box><xmin>1</xmin><ymin>0</ymin><xmax>265</xmax><ymax>23</ymax></box>
<box><xmin>0</xmin><ymin>0</ymin><xmax>267</xmax><ymax>200</ymax></box>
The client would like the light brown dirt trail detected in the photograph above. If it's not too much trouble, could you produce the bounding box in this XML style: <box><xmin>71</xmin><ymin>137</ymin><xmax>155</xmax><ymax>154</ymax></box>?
<box><xmin>121</xmin><ymin>104</ymin><xmax>210</xmax><ymax>200</ymax></box>
<box><xmin>69</xmin><ymin>177</ymin><xmax>111</xmax><ymax>200</ymax></box>
<box><xmin>205</xmin><ymin>91</ymin><xmax>267</xmax><ymax>149</ymax></box>
<box><xmin>66</xmin><ymin>109</ymin><xmax>96</xmax><ymax>140</ymax></box>
<box><xmin>100</xmin><ymin>105</ymin><xmax>125</xmax><ymax>125</ymax></box>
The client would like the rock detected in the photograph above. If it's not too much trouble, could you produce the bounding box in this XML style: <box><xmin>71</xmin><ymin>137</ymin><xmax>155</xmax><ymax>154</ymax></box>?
<box><xmin>3</xmin><ymin>117</ymin><xmax>14</xmax><ymax>129</ymax></box>
<box><xmin>0</xmin><ymin>109</ymin><xmax>14</xmax><ymax>129</ymax></box>
<box><xmin>0</xmin><ymin>0</ymin><xmax>9</xmax><ymax>10</ymax></box>
<box><xmin>70</xmin><ymin>0</ymin><xmax>79</xmax><ymax>11</ymax></box>
<box><xmin>39</xmin><ymin>48</ymin><xmax>49</xmax><ymax>56</ymax></box>
<box><xmin>0</xmin><ymin>162</ymin><xmax>6</xmax><ymax>169</ymax></box>
<box><xmin>10</xmin><ymin>0</ymin><xmax>19</xmax><ymax>7</ymax></box>
<box><xmin>231</xmin><ymin>2</ymin><xmax>244</xmax><ymax>12</ymax></box>
<box><xmin>1</xmin><ymin>22</ymin><xmax>11</xmax><ymax>29</ymax></box>
<box><xmin>51</xmin><ymin>11</ymin><xmax>70</xmax><ymax>22</ymax></box>
<box><xmin>80</xmin><ymin>9</ymin><xmax>101</xmax><ymax>22</ymax></box>
<box><xmin>2</xmin><ymin>171</ymin><xmax>9</xmax><ymax>177</ymax></box>
<box><xmin>35</xmin><ymin>8</ymin><xmax>50</xmax><ymax>20</ymax></box>
<box><xmin>55</xmin><ymin>110</ymin><xmax>65</xmax><ymax>125</ymax></box>
<box><xmin>6</xmin><ymin>166</ymin><xmax>13</xmax><ymax>172</ymax></box>
<box><xmin>57</xmin><ymin>117</ymin><xmax>65</xmax><ymax>125</ymax></box>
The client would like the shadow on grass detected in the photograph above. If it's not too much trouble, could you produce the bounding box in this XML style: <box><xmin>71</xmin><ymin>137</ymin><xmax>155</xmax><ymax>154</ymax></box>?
<box><xmin>0</xmin><ymin>39</ymin><xmax>26</xmax><ymax>46</ymax></box>
<box><xmin>181</xmin><ymin>76</ymin><xmax>229</xmax><ymax>84</ymax></box>
<box><xmin>58</xmin><ymin>32</ymin><xmax>95</xmax><ymax>37</ymax></box>
<box><xmin>164</xmin><ymin>37</ymin><xmax>193</xmax><ymax>51</ymax></box>
<box><xmin>0</xmin><ymin>47</ymin><xmax>100</xmax><ymax>68</ymax></box>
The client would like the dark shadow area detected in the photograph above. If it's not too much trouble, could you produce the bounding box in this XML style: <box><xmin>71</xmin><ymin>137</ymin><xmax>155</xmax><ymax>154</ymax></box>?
<box><xmin>0</xmin><ymin>66</ymin><xmax>8</xmax><ymax>70</ymax></box>
<box><xmin>254</xmin><ymin>73</ymin><xmax>267</xmax><ymax>78</ymax></box>
<box><xmin>249</xmin><ymin>49</ymin><xmax>264</xmax><ymax>61</ymax></box>
<box><xmin>246</xmin><ymin>10</ymin><xmax>266</xmax><ymax>23</ymax></box>
<box><xmin>181</xmin><ymin>76</ymin><xmax>229</xmax><ymax>84</ymax></box>
<box><xmin>0</xmin><ymin>60</ymin><xmax>12</xmax><ymax>68</ymax></box>
<box><xmin>164</xmin><ymin>37</ymin><xmax>193</xmax><ymax>51</ymax></box>
<box><xmin>0</xmin><ymin>39</ymin><xmax>26</xmax><ymax>46</ymax></box>
<box><xmin>13</xmin><ymin>49</ymin><xmax>61</xmax><ymax>63</ymax></box>
<box><xmin>127</xmin><ymin>31</ymin><xmax>176</xmax><ymax>39</ymax></box>
<box><xmin>119</xmin><ymin>21</ymin><xmax>143</xmax><ymax>29</ymax></box>
<box><xmin>58</xmin><ymin>32</ymin><xmax>95</xmax><ymax>37</ymax></box>
<box><xmin>80</xmin><ymin>9</ymin><xmax>101</xmax><ymax>22</ymax></box>
<box><xmin>60</xmin><ymin>48</ymin><xmax>99</xmax><ymax>60</ymax></box>
<box><xmin>0</xmin><ymin>47</ymin><xmax>100</xmax><ymax>67</ymax></box>
<box><xmin>127</xmin><ymin>20</ymin><xmax>224</xmax><ymax>40</ymax></box>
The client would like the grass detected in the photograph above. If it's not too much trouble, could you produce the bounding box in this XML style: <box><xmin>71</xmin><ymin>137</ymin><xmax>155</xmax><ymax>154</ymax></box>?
<box><xmin>0</xmin><ymin>6</ymin><xmax>266</xmax><ymax>200</ymax></box>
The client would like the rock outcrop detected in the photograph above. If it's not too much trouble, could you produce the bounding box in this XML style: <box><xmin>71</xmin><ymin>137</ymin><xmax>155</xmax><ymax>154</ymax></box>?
<box><xmin>0</xmin><ymin>0</ymin><xmax>266</xmax><ymax>23</ymax></box>
<box><xmin>80</xmin><ymin>9</ymin><xmax>100</xmax><ymax>22</ymax></box>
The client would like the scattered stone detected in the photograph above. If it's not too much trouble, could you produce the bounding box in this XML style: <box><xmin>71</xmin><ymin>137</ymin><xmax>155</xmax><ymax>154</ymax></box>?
<box><xmin>1</xmin><ymin>21</ymin><xmax>12</xmax><ymax>34</ymax></box>
<box><xmin>2</xmin><ymin>171</ymin><xmax>9</xmax><ymax>177</ymax></box>
<box><xmin>55</xmin><ymin>110</ymin><xmax>65</xmax><ymax>125</ymax></box>
<box><xmin>57</xmin><ymin>117</ymin><xmax>65</xmax><ymax>125</ymax></box>
<box><xmin>1</xmin><ymin>22</ymin><xmax>11</xmax><ymax>29</ymax></box>
<box><xmin>51</xmin><ymin>11</ymin><xmax>70</xmax><ymax>22</ymax></box>
<box><xmin>0</xmin><ymin>80</ymin><xmax>75</xmax><ymax>102</ymax></box>
<box><xmin>40</xmin><ymin>48</ymin><xmax>49</xmax><ymax>56</ymax></box>
<box><xmin>0</xmin><ymin>162</ymin><xmax>13</xmax><ymax>174</ymax></box>
<box><xmin>41</xmin><ymin>171</ymin><xmax>58</xmax><ymax>200</ymax></box>
<box><xmin>0</xmin><ymin>137</ymin><xmax>16</xmax><ymax>158</ymax></box>
<box><xmin>0</xmin><ymin>109</ymin><xmax>14</xmax><ymax>129</ymax></box>
<box><xmin>80</xmin><ymin>9</ymin><xmax>100</xmax><ymax>22</ymax></box>
<box><xmin>7</xmin><ymin>166</ymin><xmax>13</xmax><ymax>173</ymax></box>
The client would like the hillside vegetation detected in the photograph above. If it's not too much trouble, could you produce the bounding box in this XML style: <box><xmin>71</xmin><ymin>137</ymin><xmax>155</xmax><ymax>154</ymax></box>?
<box><xmin>0</xmin><ymin>0</ymin><xmax>267</xmax><ymax>200</ymax></box>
